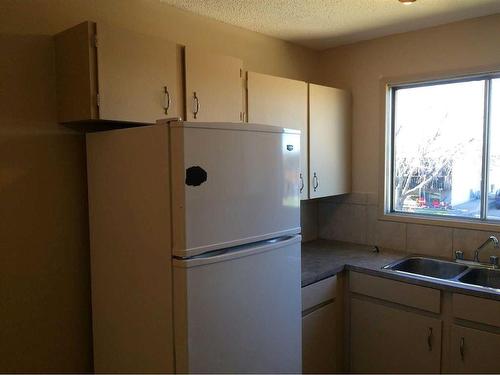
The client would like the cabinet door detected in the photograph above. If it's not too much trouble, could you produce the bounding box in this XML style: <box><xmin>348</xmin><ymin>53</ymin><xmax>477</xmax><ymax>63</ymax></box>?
<box><xmin>309</xmin><ymin>84</ymin><xmax>351</xmax><ymax>199</ymax></box>
<box><xmin>97</xmin><ymin>23</ymin><xmax>181</xmax><ymax>123</ymax></box>
<box><xmin>450</xmin><ymin>325</ymin><xmax>500</xmax><ymax>373</ymax></box>
<box><xmin>55</xmin><ymin>21</ymin><xmax>98</xmax><ymax>123</ymax></box>
<box><xmin>247</xmin><ymin>72</ymin><xmax>308</xmax><ymax>199</ymax></box>
<box><xmin>350</xmin><ymin>298</ymin><xmax>441</xmax><ymax>373</ymax></box>
<box><xmin>302</xmin><ymin>302</ymin><xmax>337</xmax><ymax>373</ymax></box>
<box><xmin>185</xmin><ymin>48</ymin><xmax>243</xmax><ymax>122</ymax></box>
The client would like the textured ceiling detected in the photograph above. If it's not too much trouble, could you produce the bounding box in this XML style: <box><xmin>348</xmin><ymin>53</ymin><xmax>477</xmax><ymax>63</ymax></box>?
<box><xmin>160</xmin><ymin>0</ymin><xmax>500</xmax><ymax>50</ymax></box>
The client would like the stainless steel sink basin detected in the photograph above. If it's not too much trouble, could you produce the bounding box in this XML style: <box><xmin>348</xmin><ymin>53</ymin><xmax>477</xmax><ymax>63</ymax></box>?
<box><xmin>384</xmin><ymin>255</ymin><xmax>500</xmax><ymax>294</ymax></box>
<box><xmin>458</xmin><ymin>268</ymin><xmax>500</xmax><ymax>290</ymax></box>
<box><xmin>385</xmin><ymin>257</ymin><xmax>468</xmax><ymax>280</ymax></box>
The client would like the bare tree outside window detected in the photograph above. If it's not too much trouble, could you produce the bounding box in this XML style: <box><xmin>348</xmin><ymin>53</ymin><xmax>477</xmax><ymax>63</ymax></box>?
<box><xmin>392</xmin><ymin>80</ymin><xmax>486</xmax><ymax>219</ymax></box>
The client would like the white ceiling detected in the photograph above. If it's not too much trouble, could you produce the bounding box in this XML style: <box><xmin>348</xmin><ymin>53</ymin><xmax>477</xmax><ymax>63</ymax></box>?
<box><xmin>160</xmin><ymin>0</ymin><xmax>500</xmax><ymax>50</ymax></box>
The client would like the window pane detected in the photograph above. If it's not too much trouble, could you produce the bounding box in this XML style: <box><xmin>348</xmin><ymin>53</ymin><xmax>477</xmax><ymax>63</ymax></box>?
<box><xmin>393</xmin><ymin>80</ymin><xmax>485</xmax><ymax>218</ymax></box>
<box><xmin>488</xmin><ymin>78</ymin><xmax>500</xmax><ymax>220</ymax></box>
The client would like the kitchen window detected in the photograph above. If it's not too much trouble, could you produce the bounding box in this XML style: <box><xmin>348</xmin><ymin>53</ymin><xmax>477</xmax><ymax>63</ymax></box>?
<box><xmin>386</xmin><ymin>74</ymin><xmax>500</xmax><ymax>223</ymax></box>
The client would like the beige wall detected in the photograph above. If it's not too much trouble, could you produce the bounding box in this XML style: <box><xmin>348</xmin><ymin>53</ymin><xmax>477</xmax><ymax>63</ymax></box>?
<box><xmin>0</xmin><ymin>0</ymin><xmax>319</xmax><ymax>81</ymax></box>
<box><xmin>316</xmin><ymin>13</ymin><xmax>500</xmax><ymax>254</ymax></box>
<box><xmin>0</xmin><ymin>0</ymin><xmax>318</xmax><ymax>372</ymax></box>
<box><xmin>0</xmin><ymin>35</ymin><xmax>92</xmax><ymax>372</ymax></box>
<box><xmin>317</xmin><ymin>13</ymin><xmax>500</xmax><ymax>193</ymax></box>
<box><xmin>2</xmin><ymin>0</ymin><xmax>500</xmax><ymax>371</ymax></box>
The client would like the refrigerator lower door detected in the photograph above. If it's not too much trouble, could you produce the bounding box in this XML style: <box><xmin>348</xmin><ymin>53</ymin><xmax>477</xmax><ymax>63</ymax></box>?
<box><xmin>173</xmin><ymin>235</ymin><xmax>302</xmax><ymax>373</ymax></box>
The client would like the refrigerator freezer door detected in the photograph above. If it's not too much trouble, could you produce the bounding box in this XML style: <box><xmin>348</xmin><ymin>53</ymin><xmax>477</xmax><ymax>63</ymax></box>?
<box><xmin>169</xmin><ymin>121</ymin><xmax>301</xmax><ymax>257</ymax></box>
<box><xmin>173</xmin><ymin>235</ymin><xmax>302</xmax><ymax>373</ymax></box>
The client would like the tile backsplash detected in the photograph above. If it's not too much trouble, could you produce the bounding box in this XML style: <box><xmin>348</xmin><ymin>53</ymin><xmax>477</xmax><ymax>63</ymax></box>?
<box><xmin>300</xmin><ymin>200</ymin><xmax>318</xmax><ymax>242</ymax></box>
<box><xmin>319</xmin><ymin>200</ymin><xmax>368</xmax><ymax>244</ymax></box>
<box><xmin>406</xmin><ymin>224</ymin><xmax>452</xmax><ymax>258</ymax></box>
<box><xmin>308</xmin><ymin>192</ymin><xmax>500</xmax><ymax>260</ymax></box>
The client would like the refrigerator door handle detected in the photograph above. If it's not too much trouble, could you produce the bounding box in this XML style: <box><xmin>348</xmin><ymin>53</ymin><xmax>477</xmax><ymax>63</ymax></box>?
<box><xmin>173</xmin><ymin>235</ymin><xmax>301</xmax><ymax>267</ymax></box>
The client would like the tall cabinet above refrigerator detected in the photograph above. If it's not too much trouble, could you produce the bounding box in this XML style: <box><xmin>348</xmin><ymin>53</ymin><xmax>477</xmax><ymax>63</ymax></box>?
<box><xmin>86</xmin><ymin>120</ymin><xmax>302</xmax><ymax>373</ymax></box>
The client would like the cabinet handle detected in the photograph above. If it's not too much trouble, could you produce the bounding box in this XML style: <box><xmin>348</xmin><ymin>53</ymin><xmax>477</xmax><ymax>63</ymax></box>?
<box><xmin>460</xmin><ymin>337</ymin><xmax>465</xmax><ymax>360</ymax></box>
<box><xmin>427</xmin><ymin>327</ymin><xmax>433</xmax><ymax>351</ymax></box>
<box><xmin>163</xmin><ymin>86</ymin><xmax>170</xmax><ymax>115</ymax></box>
<box><xmin>300</xmin><ymin>173</ymin><xmax>304</xmax><ymax>193</ymax></box>
<box><xmin>193</xmin><ymin>92</ymin><xmax>200</xmax><ymax>119</ymax></box>
<box><xmin>313</xmin><ymin>172</ymin><xmax>319</xmax><ymax>192</ymax></box>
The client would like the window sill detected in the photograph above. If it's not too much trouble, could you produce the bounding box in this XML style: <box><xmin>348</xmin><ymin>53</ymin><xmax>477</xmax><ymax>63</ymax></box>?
<box><xmin>380</xmin><ymin>211</ymin><xmax>500</xmax><ymax>232</ymax></box>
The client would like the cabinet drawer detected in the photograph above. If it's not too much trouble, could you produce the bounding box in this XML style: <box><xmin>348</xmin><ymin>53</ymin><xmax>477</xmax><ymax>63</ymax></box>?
<box><xmin>349</xmin><ymin>272</ymin><xmax>441</xmax><ymax>313</ymax></box>
<box><xmin>453</xmin><ymin>294</ymin><xmax>500</xmax><ymax>327</ymax></box>
<box><xmin>302</xmin><ymin>275</ymin><xmax>337</xmax><ymax>311</ymax></box>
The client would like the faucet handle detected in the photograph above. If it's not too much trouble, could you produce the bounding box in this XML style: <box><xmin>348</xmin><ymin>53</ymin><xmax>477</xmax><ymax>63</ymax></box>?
<box><xmin>490</xmin><ymin>255</ymin><xmax>499</xmax><ymax>268</ymax></box>
<box><xmin>455</xmin><ymin>250</ymin><xmax>464</xmax><ymax>260</ymax></box>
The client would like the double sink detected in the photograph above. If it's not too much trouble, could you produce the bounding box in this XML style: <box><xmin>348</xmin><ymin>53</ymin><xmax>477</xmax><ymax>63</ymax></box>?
<box><xmin>384</xmin><ymin>256</ymin><xmax>500</xmax><ymax>291</ymax></box>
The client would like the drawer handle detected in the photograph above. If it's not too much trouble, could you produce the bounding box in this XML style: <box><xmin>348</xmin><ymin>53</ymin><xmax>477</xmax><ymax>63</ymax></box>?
<box><xmin>193</xmin><ymin>91</ymin><xmax>200</xmax><ymax>119</ymax></box>
<box><xmin>460</xmin><ymin>337</ymin><xmax>465</xmax><ymax>360</ymax></box>
<box><xmin>300</xmin><ymin>173</ymin><xmax>304</xmax><ymax>193</ymax></box>
<box><xmin>163</xmin><ymin>86</ymin><xmax>170</xmax><ymax>115</ymax></box>
<box><xmin>427</xmin><ymin>327</ymin><xmax>433</xmax><ymax>351</ymax></box>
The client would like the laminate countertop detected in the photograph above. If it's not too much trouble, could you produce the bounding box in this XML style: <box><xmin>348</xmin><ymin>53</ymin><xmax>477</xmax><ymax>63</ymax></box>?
<box><xmin>301</xmin><ymin>239</ymin><xmax>404</xmax><ymax>287</ymax></box>
<box><xmin>301</xmin><ymin>239</ymin><xmax>500</xmax><ymax>301</ymax></box>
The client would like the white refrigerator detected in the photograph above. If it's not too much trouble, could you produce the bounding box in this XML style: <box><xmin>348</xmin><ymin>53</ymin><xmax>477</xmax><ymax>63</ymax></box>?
<box><xmin>87</xmin><ymin>120</ymin><xmax>302</xmax><ymax>373</ymax></box>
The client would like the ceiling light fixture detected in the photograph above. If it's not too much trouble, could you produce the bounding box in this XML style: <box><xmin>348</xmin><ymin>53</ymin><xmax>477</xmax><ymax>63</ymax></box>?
<box><xmin>399</xmin><ymin>0</ymin><xmax>416</xmax><ymax>4</ymax></box>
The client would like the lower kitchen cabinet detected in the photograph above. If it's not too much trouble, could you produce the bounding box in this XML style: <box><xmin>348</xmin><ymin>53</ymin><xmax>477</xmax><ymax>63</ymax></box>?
<box><xmin>301</xmin><ymin>275</ymin><xmax>338</xmax><ymax>373</ymax></box>
<box><xmin>450</xmin><ymin>325</ymin><xmax>500</xmax><ymax>373</ymax></box>
<box><xmin>302</xmin><ymin>302</ymin><xmax>337</xmax><ymax>373</ymax></box>
<box><xmin>350</xmin><ymin>298</ymin><xmax>442</xmax><ymax>373</ymax></box>
<box><xmin>305</xmin><ymin>271</ymin><xmax>500</xmax><ymax>374</ymax></box>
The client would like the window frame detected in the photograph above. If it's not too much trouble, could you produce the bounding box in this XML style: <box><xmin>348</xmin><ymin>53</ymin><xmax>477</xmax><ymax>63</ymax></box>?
<box><xmin>382</xmin><ymin>71</ymin><xmax>500</xmax><ymax>228</ymax></box>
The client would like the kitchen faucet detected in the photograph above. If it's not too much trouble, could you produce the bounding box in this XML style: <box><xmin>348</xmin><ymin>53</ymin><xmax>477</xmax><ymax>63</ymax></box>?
<box><xmin>473</xmin><ymin>235</ymin><xmax>500</xmax><ymax>265</ymax></box>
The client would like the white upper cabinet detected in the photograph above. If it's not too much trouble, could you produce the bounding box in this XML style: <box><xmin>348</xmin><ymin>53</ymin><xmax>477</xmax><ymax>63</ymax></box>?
<box><xmin>247</xmin><ymin>72</ymin><xmax>309</xmax><ymax>199</ymax></box>
<box><xmin>247</xmin><ymin>75</ymin><xmax>351</xmax><ymax>200</ymax></box>
<box><xmin>55</xmin><ymin>21</ymin><xmax>181</xmax><ymax>124</ymax></box>
<box><xmin>185</xmin><ymin>48</ymin><xmax>243</xmax><ymax>122</ymax></box>
<box><xmin>309</xmin><ymin>83</ymin><xmax>351</xmax><ymax>199</ymax></box>
<box><xmin>55</xmin><ymin>23</ymin><xmax>351</xmax><ymax>199</ymax></box>
<box><xmin>95</xmin><ymin>23</ymin><xmax>181</xmax><ymax>123</ymax></box>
